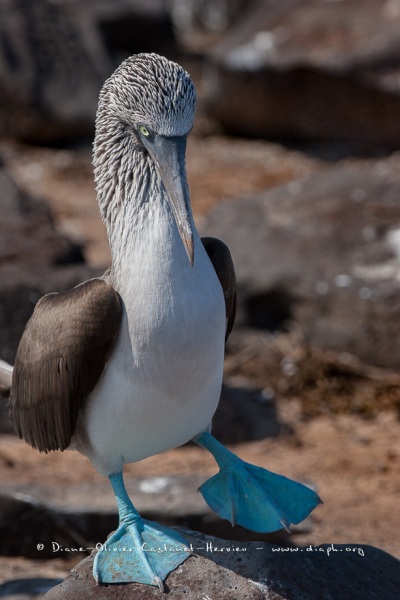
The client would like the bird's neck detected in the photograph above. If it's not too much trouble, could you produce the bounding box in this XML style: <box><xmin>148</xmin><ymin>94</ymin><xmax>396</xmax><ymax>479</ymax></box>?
<box><xmin>93</xmin><ymin>122</ymin><xmax>195</xmax><ymax>285</ymax></box>
<box><xmin>94</xmin><ymin>119</ymin><xmax>155</xmax><ymax>235</ymax></box>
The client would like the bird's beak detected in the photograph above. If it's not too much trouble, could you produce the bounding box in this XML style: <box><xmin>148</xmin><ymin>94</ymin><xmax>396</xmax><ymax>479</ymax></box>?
<box><xmin>144</xmin><ymin>134</ymin><xmax>194</xmax><ymax>266</ymax></box>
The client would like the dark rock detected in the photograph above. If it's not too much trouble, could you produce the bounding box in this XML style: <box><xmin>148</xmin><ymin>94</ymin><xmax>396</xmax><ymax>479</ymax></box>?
<box><xmin>0</xmin><ymin>577</ymin><xmax>63</xmax><ymax>599</ymax></box>
<box><xmin>0</xmin><ymin>167</ymin><xmax>84</xmax><ymax>268</ymax></box>
<box><xmin>170</xmin><ymin>0</ymin><xmax>248</xmax><ymax>50</ymax></box>
<box><xmin>205</xmin><ymin>0</ymin><xmax>400</xmax><ymax>147</ymax></box>
<box><xmin>99</xmin><ymin>0</ymin><xmax>175</xmax><ymax>61</ymax></box>
<box><xmin>0</xmin><ymin>492</ymin><xmax>89</xmax><ymax>559</ymax></box>
<box><xmin>0</xmin><ymin>0</ymin><xmax>107</xmax><ymax>144</ymax></box>
<box><xmin>213</xmin><ymin>383</ymin><xmax>286</xmax><ymax>444</ymax></box>
<box><xmin>201</xmin><ymin>156</ymin><xmax>400</xmax><ymax>369</ymax></box>
<box><xmin>43</xmin><ymin>530</ymin><xmax>400</xmax><ymax>599</ymax></box>
<box><xmin>0</xmin><ymin>0</ymin><xmax>175</xmax><ymax>144</ymax></box>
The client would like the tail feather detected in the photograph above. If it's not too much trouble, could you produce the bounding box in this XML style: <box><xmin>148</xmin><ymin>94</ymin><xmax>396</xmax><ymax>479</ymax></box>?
<box><xmin>0</xmin><ymin>359</ymin><xmax>13</xmax><ymax>397</ymax></box>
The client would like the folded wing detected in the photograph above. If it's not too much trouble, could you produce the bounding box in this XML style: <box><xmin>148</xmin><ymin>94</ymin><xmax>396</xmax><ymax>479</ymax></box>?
<box><xmin>201</xmin><ymin>237</ymin><xmax>236</xmax><ymax>342</ymax></box>
<box><xmin>11</xmin><ymin>278</ymin><xmax>122</xmax><ymax>453</ymax></box>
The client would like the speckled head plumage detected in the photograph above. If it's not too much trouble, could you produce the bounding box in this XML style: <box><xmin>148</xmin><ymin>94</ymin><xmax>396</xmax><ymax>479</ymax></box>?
<box><xmin>93</xmin><ymin>53</ymin><xmax>197</xmax><ymax>265</ymax></box>
<box><xmin>96</xmin><ymin>53</ymin><xmax>196</xmax><ymax>139</ymax></box>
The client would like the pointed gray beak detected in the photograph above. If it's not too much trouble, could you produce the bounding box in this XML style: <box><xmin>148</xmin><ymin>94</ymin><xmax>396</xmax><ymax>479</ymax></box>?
<box><xmin>142</xmin><ymin>134</ymin><xmax>194</xmax><ymax>266</ymax></box>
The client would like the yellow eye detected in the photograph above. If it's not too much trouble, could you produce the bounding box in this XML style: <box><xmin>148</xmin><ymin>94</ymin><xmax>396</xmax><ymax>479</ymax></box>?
<box><xmin>138</xmin><ymin>125</ymin><xmax>150</xmax><ymax>137</ymax></box>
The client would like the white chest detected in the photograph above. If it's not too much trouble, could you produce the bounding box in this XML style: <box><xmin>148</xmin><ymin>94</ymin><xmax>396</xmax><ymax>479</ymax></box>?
<box><xmin>79</xmin><ymin>209</ymin><xmax>226</xmax><ymax>475</ymax></box>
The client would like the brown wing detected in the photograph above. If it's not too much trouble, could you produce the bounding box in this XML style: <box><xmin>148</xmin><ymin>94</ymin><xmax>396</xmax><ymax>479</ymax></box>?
<box><xmin>11</xmin><ymin>278</ymin><xmax>122</xmax><ymax>453</ymax></box>
<box><xmin>202</xmin><ymin>236</ymin><xmax>236</xmax><ymax>342</ymax></box>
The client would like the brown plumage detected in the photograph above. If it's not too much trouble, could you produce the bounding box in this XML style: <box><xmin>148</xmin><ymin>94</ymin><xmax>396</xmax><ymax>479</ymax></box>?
<box><xmin>11</xmin><ymin>279</ymin><xmax>122</xmax><ymax>453</ymax></box>
<box><xmin>201</xmin><ymin>237</ymin><xmax>236</xmax><ymax>342</ymax></box>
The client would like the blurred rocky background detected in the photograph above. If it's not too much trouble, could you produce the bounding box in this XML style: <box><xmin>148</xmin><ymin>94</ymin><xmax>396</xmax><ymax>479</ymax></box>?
<box><xmin>0</xmin><ymin>0</ymin><xmax>399</xmax><ymax>598</ymax></box>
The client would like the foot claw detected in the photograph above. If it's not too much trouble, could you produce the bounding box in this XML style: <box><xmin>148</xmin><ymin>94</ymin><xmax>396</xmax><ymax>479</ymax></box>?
<box><xmin>280</xmin><ymin>518</ymin><xmax>292</xmax><ymax>534</ymax></box>
<box><xmin>154</xmin><ymin>576</ymin><xmax>165</xmax><ymax>592</ymax></box>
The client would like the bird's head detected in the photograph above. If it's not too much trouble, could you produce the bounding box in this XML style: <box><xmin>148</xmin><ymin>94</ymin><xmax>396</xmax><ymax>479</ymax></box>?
<box><xmin>94</xmin><ymin>53</ymin><xmax>197</xmax><ymax>265</ymax></box>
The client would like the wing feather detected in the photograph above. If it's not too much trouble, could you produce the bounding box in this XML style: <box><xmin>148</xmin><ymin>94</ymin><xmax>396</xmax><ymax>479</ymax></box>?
<box><xmin>10</xmin><ymin>278</ymin><xmax>122</xmax><ymax>453</ymax></box>
<box><xmin>202</xmin><ymin>237</ymin><xmax>236</xmax><ymax>342</ymax></box>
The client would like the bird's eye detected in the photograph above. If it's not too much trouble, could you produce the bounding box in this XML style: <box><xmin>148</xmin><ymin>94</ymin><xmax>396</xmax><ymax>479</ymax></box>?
<box><xmin>138</xmin><ymin>125</ymin><xmax>150</xmax><ymax>137</ymax></box>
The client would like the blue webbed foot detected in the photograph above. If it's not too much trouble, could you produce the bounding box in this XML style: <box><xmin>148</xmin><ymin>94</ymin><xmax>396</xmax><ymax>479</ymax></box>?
<box><xmin>195</xmin><ymin>432</ymin><xmax>322</xmax><ymax>533</ymax></box>
<box><xmin>93</xmin><ymin>519</ymin><xmax>190</xmax><ymax>588</ymax></box>
<box><xmin>93</xmin><ymin>473</ymin><xmax>190</xmax><ymax>589</ymax></box>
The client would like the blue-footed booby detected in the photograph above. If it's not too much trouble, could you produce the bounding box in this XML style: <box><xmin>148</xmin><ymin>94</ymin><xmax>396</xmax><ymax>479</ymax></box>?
<box><xmin>7</xmin><ymin>54</ymin><xmax>321</xmax><ymax>590</ymax></box>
